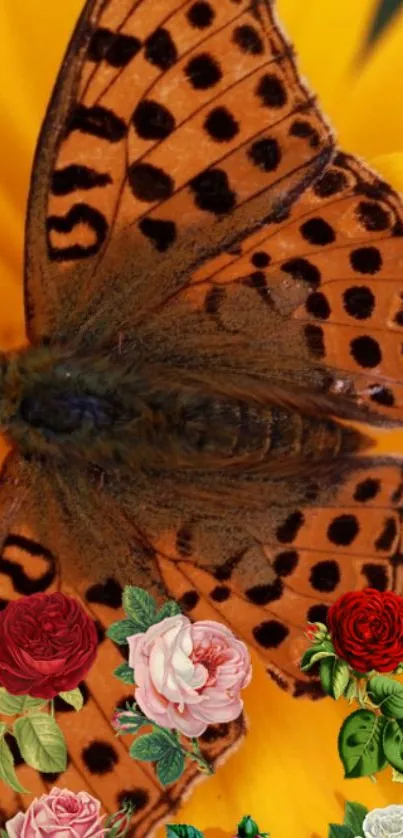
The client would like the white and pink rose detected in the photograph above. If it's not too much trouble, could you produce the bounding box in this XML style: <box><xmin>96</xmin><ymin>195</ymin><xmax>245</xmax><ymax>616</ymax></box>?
<box><xmin>128</xmin><ymin>614</ymin><xmax>252</xmax><ymax>737</ymax></box>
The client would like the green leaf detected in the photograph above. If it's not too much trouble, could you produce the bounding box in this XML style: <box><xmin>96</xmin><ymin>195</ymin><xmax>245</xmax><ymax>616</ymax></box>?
<box><xmin>344</xmin><ymin>679</ymin><xmax>358</xmax><ymax>703</ymax></box>
<box><xmin>300</xmin><ymin>641</ymin><xmax>335</xmax><ymax>672</ymax></box>
<box><xmin>13</xmin><ymin>713</ymin><xmax>67</xmax><ymax>773</ymax></box>
<box><xmin>113</xmin><ymin>662</ymin><xmax>135</xmax><ymax>685</ymax></box>
<box><xmin>328</xmin><ymin>827</ymin><xmax>354</xmax><ymax>838</ymax></box>
<box><xmin>58</xmin><ymin>688</ymin><xmax>83</xmax><ymax>711</ymax></box>
<box><xmin>1</xmin><ymin>829</ymin><xmax>9</xmax><ymax>837</ymax></box>
<box><xmin>0</xmin><ymin>689</ymin><xmax>46</xmax><ymax>716</ymax></box>
<box><xmin>106</xmin><ymin>618</ymin><xmax>140</xmax><ymax>644</ymax></box>
<box><xmin>383</xmin><ymin>718</ymin><xmax>403</xmax><ymax>771</ymax></box>
<box><xmin>320</xmin><ymin>657</ymin><xmax>349</xmax><ymax>698</ymax></box>
<box><xmin>155</xmin><ymin>601</ymin><xmax>182</xmax><ymax>622</ymax></box>
<box><xmin>166</xmin><ymin>827</ymin><xmax>204</xmax><ymax>838</ymax></box>
<box><xmin>0</xmin><ymin>723</ymin><xmax>29</xmax><ymax>793</ymax></box>
<box><xmin>332</xmin><ymin>659</ymin><xmax>351</xmax><ymax>700</ymax></box>
<box><xmin>129</xmin><ymin>732</ymin><xmax>171</xmax><ymax>762</ymax></box>
<box><xmin>368</xmin><ymin>675</ymin><xmax>403</xmax><ymax>718</ymax></box>
<box><xmin>122</xmin><ymin>586</ymin><xmax>156</xmax><ymax>629</ymax></box>
<box><xmin>343</xmin><ymin>801</ymin><xmax>368</xmax><ymax>833</ymax></box>
<box><xmin>157</xmin><ymin>748</ymin><xmax>185</xmax><ymax>786</ymax></box>
<box><xmin>392</xmin><ymin>767</ymin><xmax>403</xmax><ymax>782</ymax></box>
<box><xmin>338</xmin><ymin>709</ymin><xmax>387</xmax><ymax>778</ymax></box>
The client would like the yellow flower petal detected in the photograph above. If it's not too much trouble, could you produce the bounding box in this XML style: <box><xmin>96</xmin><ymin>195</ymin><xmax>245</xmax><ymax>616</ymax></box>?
<box><xmin>339</xmin><ymin>11</ymin><xmax>403</xmax><ymax>158</ymax></box>
<box><xmin>278</xmin><ymin>0</ymin><xmax>403</xmax><ymax>159</ymax></box>
<box><xmin>369</xmin><ymin>152</ymin><xmax>403</xmax><ymax>192</ymax></box>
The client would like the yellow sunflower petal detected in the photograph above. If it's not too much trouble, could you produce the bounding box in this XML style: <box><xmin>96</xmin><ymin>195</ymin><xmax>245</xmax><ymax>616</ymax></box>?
<box><xmin>278</xmin><ymin>0</ymin><xmax>403</xmax><ymax>160</ymax></box>
<box><xmin>277</xmin><ymin>0</ymin><xmax>375</xmax><ymax>144</ymax></box>
<box><xmin>369</xmin><ymin>152</ymin><xmax>403</xmax><ymax>192</ymax></box>
<box><xmin>339</xmin><ymin>11</ymin><xmax>403</xmax><ymax>158</ymax></box>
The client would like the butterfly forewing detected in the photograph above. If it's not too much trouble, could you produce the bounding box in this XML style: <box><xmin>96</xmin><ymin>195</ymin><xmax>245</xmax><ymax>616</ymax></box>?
<box><xmin>25</xmin><ymin>0</ymin><xmax>334</xmax><ymax>341</ymax></box>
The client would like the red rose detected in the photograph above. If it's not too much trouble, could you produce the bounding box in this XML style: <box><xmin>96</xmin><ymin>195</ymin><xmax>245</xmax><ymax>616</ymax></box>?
<box><xmin>0</xmin><ymin>592</ymin><xmax>98</xmax><ymax>698</ymax></box>
<box><xmin>328</xmin><ymin>588</ymin><xmax>403</xmax><ymax>674</ymax></box>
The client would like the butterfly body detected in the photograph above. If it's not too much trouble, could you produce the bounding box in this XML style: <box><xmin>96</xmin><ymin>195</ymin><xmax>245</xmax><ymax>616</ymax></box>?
<box><xmin>0</xmin><ymin>342</ymin><xmax>367</xmax><ymax>480</ymax></box>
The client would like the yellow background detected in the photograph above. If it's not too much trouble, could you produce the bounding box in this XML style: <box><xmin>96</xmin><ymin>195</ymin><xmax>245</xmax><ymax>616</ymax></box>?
<box><xmin>1</xmin><ymin>1</ymin><xmax>403</xmax><ymax>835</ymax></box>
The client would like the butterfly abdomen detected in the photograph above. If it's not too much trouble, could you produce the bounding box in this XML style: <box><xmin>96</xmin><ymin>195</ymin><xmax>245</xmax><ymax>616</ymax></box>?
<box><xmin>0</xmin><ymin>346</ymin><xmax>366</xmax><ymax>474</ymax></box>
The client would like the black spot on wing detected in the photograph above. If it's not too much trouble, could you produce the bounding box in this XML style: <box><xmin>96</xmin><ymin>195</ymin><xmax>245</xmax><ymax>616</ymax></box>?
<box><xmin>350</xmin><ymin>246</ymin><xmax>382</xmax><ymax>275</ymax></box>
<box><xmin>350</xmin><ymin>335</ymin><xmax>382</xmax><ymax>368</ymax></box>
<box><xmin>281</xmin><ymin>258</ymin><xmax>321</xmax><ymax>288</ymax></box>
<box><xmin>0</xmin><ymin>534</ymin><xmax>57</xmax><ymax>594</ymax></box>
<box><xmin>190</xmin><ymin>168</ymin><xmax>236</xmax><ymax>214</ymax></box>
<box><xmin>369</xmin><ymin>385</ymin><xmax>395</xmax><ymax>406</ymax></box>
<box><xmin>138</xmin><ymin>217</ymin><xmax>177</xmax><ymax>251</ymax></box>
<box><xmin>187</xmin><ymin>1</ymin><xmax>215</xmax><ymax>28</ymax></box>
<box><xmin>276</xmin><ymin>511</ymin><xmax>304</xmax><ymax>543</ymax></box>
<box><xmin>178</xmin><ymin>590</ymin><xmax>200</xmax><ymax>611</ymax></box>
<box><xmin>144</xmin><ymin>27</ymin><xmax>178</xmax><ymax>70</ymax></box>
<box><xmin>87</xmin><ymin>28</ymin><xmax>142</xmax><ymax>67</ymax></box>
<box><xmin>82</xmin><ymin>741</ymin><xmax>118</xmax><ymax>775</ymax></box>
<box><xmin>375</xmin><ymin>517</ymin><xmax>398</xmax><ymax>551</ymax></box>
<box><xmin>47</xmin><ymin>203</ymin><xmax>108</xmax><ymax>261</ymax></box>
<box><xmin>85</xmin><ymin>577</ymin><xmax>123</xmax><ymax>608</ymax></box>
<box><xmin>185</xmin><ymin>53</ymin><xmax>222</xmax><ymax>89</ymax></box>
<box><xmin>132</xmin><ymin>100</ymin><xmax>175</xmax><ymax>140</ymax></box>
<box><xmin>128</xmin><ymin>163</ymin><xmax>174</xmax><ymax>201</ymax></box>
<box><xmin>256</xmin><ymin>73</ymin><xmax>287</xmax><ymax>107</ymax></box>
<box><xmin>248</xmin><ymin>138</ymin><xmax>281</xmax><ymax>172</ymax></box>
<box><xmin>253</xmin><ymin>620</ymin><xmax>289</xmax><ymax>648</ymax></box>
<box><xmin>204</xmin><ymin>106</ymin><xmax>239</xmax><ymax>142</ymax></box>
<box><xmin>289</xmin><ymin>120</ymin><xmax>320</xmax><ymax>148</ymax></box>
<box><xmin>343</xmin><ymin>286</ymin><xmax>375</xmax><ymax>320</ymax></box>
<box><xmin>66</xmin><ymin>104</ymin><xmax>127</xmax><ymax>142</ymax></box>
<box><xmin>233</xmin><ymin>24</ymin><xmax>264</xmax><ymax>54</ymax></box>
<box><xmin>51</xmin><ymin>165</ymin><xmax>112</xmax><ymax>196</ymax></box>
<box><xmin>310</xmin><ymin>560</ymin><xmax>340</xmax><ymax>592</ymax></box>
<box><xmin>354</xmin><ymin>477</ymin><xmax>381</xmax><ymax>502</ymax></box>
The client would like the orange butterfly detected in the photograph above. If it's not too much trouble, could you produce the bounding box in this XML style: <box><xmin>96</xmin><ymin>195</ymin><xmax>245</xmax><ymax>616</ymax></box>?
<box><xmin>1</xmin><ymin>0</ymin><xmax>403</xmax><ymax>831</ymax></box>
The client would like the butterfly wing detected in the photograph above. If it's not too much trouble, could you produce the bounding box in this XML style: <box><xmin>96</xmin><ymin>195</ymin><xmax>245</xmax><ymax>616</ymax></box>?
<box><xmin>24</xmin><ymin>0</ymin><xmax>334</xmax><ymax>341</ymax></box>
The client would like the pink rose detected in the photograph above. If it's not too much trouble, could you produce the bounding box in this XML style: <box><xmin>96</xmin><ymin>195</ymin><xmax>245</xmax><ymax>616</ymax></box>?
<box><xmin>128</xmin><ymin>615</ymin><xmax>252</xmax><ymax>737</ymax></box>
<box><xmin>5</xmin><ymin>787</ymin><xmax>105</xmax><ymax>837</ymax></box>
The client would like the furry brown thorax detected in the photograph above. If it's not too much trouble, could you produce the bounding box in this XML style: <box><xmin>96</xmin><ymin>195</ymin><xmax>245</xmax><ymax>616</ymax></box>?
<box><xmin>0</xmin><ymin>344</ymin><xmax>368</xmax><ymax>476</ymax></box>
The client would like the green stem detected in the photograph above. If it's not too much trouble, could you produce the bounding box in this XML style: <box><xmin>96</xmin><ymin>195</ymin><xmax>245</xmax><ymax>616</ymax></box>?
<box><xmin>50</xmin><ymin>700</ymin><xmax>55</xmax><ymax>718</ymax></box>
<box><xmin>186</xmin><ymin>737</ymin><xmax>214</xmax><ymax>775</ymax></box>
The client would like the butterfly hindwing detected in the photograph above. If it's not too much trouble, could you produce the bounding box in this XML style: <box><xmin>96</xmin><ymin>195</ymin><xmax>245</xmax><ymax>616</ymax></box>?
<box><xmin>153</xmin><ymin>461</ymin><xmax>403</xmax><ymax>695</ymax></box>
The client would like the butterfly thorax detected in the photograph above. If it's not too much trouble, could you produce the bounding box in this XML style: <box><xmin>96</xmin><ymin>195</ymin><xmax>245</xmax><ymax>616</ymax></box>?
<box><xmin>0</xmin><ymin>345</ymin><xmax>365</xmax><ymax>474</ymax></box>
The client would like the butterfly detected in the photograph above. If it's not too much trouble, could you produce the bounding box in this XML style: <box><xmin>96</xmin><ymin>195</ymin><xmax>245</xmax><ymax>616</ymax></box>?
<box><xmin>1</xmin><ymin>0</ymin><xmax>403</xmax><ymax>831</ymax></box>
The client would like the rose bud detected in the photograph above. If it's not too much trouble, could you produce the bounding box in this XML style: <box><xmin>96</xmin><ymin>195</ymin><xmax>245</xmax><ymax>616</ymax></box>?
<box><xmin>236</xmin><ymin>816</ymin><xmax>270</xmax><ymax>838</ymax></box>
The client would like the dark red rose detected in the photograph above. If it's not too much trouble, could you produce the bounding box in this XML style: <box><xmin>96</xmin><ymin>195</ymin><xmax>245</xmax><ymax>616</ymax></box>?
<box><xmin>0</xmin><ymin>592</ymin><xmax>98</xmax><ymax>698</ymax></box>
<box><xmin>328</xmin><ymin>588</ymin><xmax>403</xmax><ymax>673</ymax></box>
